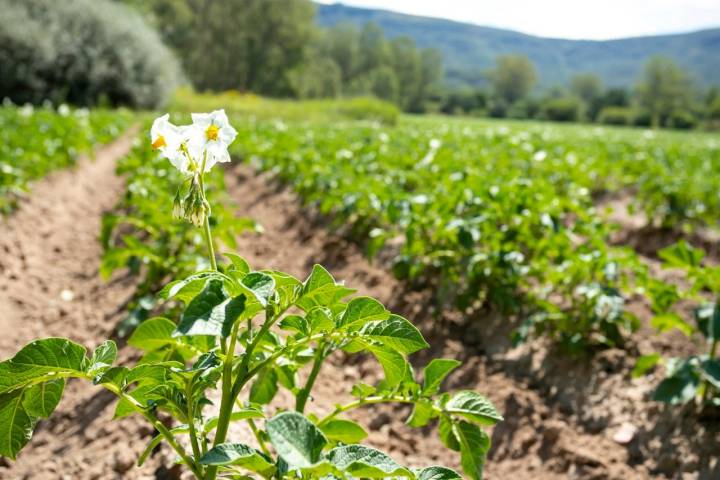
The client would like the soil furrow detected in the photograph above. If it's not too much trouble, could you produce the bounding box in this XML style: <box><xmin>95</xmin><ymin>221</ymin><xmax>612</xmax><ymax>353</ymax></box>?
<box><xmin>0</xmin><ymin>130</ymin><xmax>176</xmax><ymax>479</ymax></box>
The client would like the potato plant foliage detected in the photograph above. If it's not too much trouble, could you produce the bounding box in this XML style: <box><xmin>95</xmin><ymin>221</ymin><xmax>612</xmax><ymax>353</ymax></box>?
<box><xmin>634</xmin><ymin>241</ymin><xmax>720</xmax><ymax>406</ymax></box>
<box><xmin>0</xmin><ymin>113</ymin><xmax>501</xmax><ymax>479</ymax></box>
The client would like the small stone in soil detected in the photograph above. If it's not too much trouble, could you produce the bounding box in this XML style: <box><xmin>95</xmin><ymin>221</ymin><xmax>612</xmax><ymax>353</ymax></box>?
<box><xmin>612</xmin><ymin>422</ymin><xmax>637</xmax><ymax>444</ymax></box>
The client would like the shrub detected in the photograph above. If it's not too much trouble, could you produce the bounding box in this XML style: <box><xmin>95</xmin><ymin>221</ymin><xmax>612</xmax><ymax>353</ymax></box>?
<box><xmin>709</xmin><ymin>97</ymin><xmax>720</xmax><ymax>121</ymax></box>
<box><xmin>333</xmin><ymin>97</ymin><xmax>400</xmax><ymax>125</ymax></box>
<box><xmin>633</xmin><ymin>111</ymin><xmax>653</xmax><ymax>127</ymax></box>
<box><xmin>667</xmin><ymin>110</ymin><xmax>697</xmax><ymax>130</ymax></box>
<box><xmin>541</xmin><ymin>97</ymin><xmax>581</xmax><ymax>122</ymax></box>
<box><xmin>0</xmin><ymin>0</ymin><xmax>181</xmax><ymax>109</ymax></box>
<box><xmin>598</xmin><ymin>107</ymin><xmax>634</xmax><ymax>126</ymax></box>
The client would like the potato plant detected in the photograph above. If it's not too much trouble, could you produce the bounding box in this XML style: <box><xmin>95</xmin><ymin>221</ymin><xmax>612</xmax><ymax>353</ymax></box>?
<box><xmin>0</xmin><ymin>111</ymin><xmax>501</xmax><ymax>479</ymax></box>
<box><xmin>230</xmin><ymin>117</ymin><xmax>660</xmax><ymax>349</ymax></box>
<box><xmin>634</xmin><ymin>241</ymin><xmax>720</xmax><ymax>406</ymax></box>
<box><xmin>101</xmin><ymin>131</ymin><xmax>258</xmax><ymax>334</ymax></box>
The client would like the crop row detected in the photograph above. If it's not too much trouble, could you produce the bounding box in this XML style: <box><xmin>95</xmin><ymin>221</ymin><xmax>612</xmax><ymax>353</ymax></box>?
<box><xmin>0</xmin><ymin>104</ymin><xmax>134</xmax><ymax>213</ymax></box>
<box><xmin>225</xmin><ymin>114</ymin><xmax>719</xmax><ymax>405</ymax></box>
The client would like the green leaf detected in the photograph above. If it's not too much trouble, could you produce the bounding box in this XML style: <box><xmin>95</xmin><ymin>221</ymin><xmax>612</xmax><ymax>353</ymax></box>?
<box><xmin>417</xmin><ymin>466</ymin><xmax>463</xmax><ymax>480</ymax></box>
<box><xmin>160</xmin><ymin>271</ymin><xmax>225</xmax><ymax>303</ymax></box>
<box><xmin>453</xmin><ymin>421</ymin><xmax>490</xmax><ymax>480</ymax></box>
<box><xmin>174</xmin><ymin>280</ymin><xmax>246</xmax><ymax>337</ymax></box>
<box><xmin>699</xmin><ymin>359</ymin><xmax>720</xmax><ymax>390</ymax></box>
<box><xmin>200</xmin><ymin>443</ymin><xmax>276</xmax><ymax>477</ymax></box>
<box><xmin>326</xmin><ymin>445</ymin><xmax>413</xmax><ymax>478</ymax></box>
<box><xmin>658</xmin><ymin>241</ymin><xmax>704</xmax><ymax>268</ymax></box>
<box><xmin>249</xmin><ymin>368</ymin><xmax>278</xmax><ymax>405</ymax></box>
<box><xmin>423</xmin><ymin>359</ymin><xmax>461</xmax><ymax>395</ymax></box>
<box><xmin>632</xmin><ymin>354</ymin><xmax>661</xmax><ymax>378</ymax></box>
<box><xmin>351</xmin><ymin>383</ymin><xmax>376</xmax><ymax>398</ymax></box>
<box><xmin>0</xmin><ymin>389</ymin><xmax>35</xmax><ymax>459</ymax></box>
<box><xmin>367</xmin><ymin>345</ymin><xmax>407</xmax><ymax>387</ymax></box>
<box><xmin>297</xmin><ymin>265</ymin><xmax>355</xmax><ymax>311</ymax></box>
<box><xmin>338</xmin><ymin>297</ymin><xmax>390</xmax><ymax>330</ymax></box>
<box><xmin>88</xmin><ymin>340</ymin><xmax>117</xmax><ymax>374</ymax></box>
<box><xmin>651</xmin><ymin>313</ymin><xmax>694</xmax><ymax>337</ymax></box>
<box><xmin>359</xmin><ymin>315</ymin><xmax>428</xmax><ymax>354</ymax></box>
<box><xmin>266</xmin><ymin>411</ymin><xmax>327</xmax><ymax>467</ymax></box>
<box><xmin>303</xmin><ymin>264</ymin><xmax>335</xmax><ymax>292</ymax></box>
<box><xmin>652</xmin><ymin>360</ymin><xmax>700</xmax><ymax>404</ymax></box>
<box><xmin>307</xmin><ymin>307</ymin><xmax>334</xmax><ymax>333</ymax></box>
<box><xmin>406</xmin><ymin>401</ymin><xmax>435</xmax><ymax>427</ymax></box>
<box><xmin>319</xmin><ymin>419</ymin><xmax>368</xmax><ymax>443</ymax></box>
<box><xmin>239</xmin><ymin>272</ymin><xmax>275</xmax><ymax>307</ymax></box>
<box><xmin>138</xmin><ymin>425</ymin><xmax>189</xmax><ymax>466</ymax></box>
<box><xmin>204</xmin><ymin>407</ymin><xmax>265</xmax><ymax>434</ymax></box>
<box><xmin>438</xmin><ymin>416</ymin><xmax>459</xmax><ymax>452</ymax></box>
<box><xmin>22</xmin><ymin>379</ymin><xmax>65</xmax><ymax>418</ymax></box>
<box><xmin>445</xmin><ymin>391</ymin><xmax>503</xmax><ymax>426</ymax></box>
<box><xmin>0</xmin><ymin>338</ymin><xmax>88</xmax><ymax>394</ymax></box>
<box><xmin>225</xmin><ymin>253</ymin><xmax>251</xmax><ymax>276</ymax></box>
<box><xmin>129</xmin><ymin>317</ymin><xmax>177</xmax><ymax>351</ymax></box>
<box><xmin>279</xmin><ymin>315</ymin><xmax>309</xmax><ymax>335</ymax></box>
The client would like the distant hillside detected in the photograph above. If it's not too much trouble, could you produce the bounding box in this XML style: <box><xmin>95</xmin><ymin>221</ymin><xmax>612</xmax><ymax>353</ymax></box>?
<box><xmin>316</xmin><ymin>3</ymin><xmax>720</xmax><ymax>89</ymax></box>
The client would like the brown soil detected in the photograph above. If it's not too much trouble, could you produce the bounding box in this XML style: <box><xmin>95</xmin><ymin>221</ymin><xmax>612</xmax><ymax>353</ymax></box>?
<box><xmin>1</xmin><ymin>149</ymin><xmax>718</xmax><ymax>479</ymax></box>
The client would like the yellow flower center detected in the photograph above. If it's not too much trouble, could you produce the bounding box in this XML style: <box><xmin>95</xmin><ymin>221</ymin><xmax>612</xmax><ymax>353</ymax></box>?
<box><xmin>151</xmin><ymin>135</ymin><xmax>167</xmax><ymax>150</ymax></box>
<box><xmin>206</xmin><ymin>124</ymin><xmax>219</xmax><ymax>141</ymax></box>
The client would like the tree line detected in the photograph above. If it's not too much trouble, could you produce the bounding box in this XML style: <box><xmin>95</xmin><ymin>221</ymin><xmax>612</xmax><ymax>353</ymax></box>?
<box><xmin>118</xmin><ymin>0</ymin><xmax>719</xmax><ymax>127</ymax></box>
<box><xmin>443</xmin><ymin>54</ymin><xmax>720</xmax><ymax>130</ymax></box>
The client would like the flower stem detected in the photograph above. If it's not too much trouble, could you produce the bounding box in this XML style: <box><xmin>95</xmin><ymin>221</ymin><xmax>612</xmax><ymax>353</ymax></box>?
<box><xmin>202</xmin><ymin>215</ymin><xmax>217</xmax><ymax>271</ymax></box>
<box><xmin>198</xmin><ymin>172</ymin><xmax>217</xmax><ymax>271</ymax></box>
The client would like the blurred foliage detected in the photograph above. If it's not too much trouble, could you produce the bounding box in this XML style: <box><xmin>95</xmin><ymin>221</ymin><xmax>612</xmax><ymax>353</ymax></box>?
<box><xmin>0</xmin><ymin>0</ymin><xmax>180</xmax><ymax>109</ymax></box>
<box><xmin>170</xmin><ymin>88</ymin><xmax>400</xmax><ymax>126</ymax></box>
<box><xmin>127</xmin><ymin>0</ymin><xmax>315</xmax><ymax>97</ymax></box>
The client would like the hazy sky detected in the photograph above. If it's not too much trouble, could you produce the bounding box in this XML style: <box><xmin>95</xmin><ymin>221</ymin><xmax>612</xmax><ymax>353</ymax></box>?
<box><xmin>316</xmin><ymin>0</ymin><xmax>720</xmax><ymax>40</ymax></box>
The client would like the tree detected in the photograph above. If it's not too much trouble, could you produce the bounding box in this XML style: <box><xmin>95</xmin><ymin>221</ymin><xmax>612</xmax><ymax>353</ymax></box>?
<box><xmin>411</xmin><ymin>48</ymin><xmax>444</xmax><ymax>112</ymax></box>
<box><xmin>323</xmin><ymin>23</ymin><xmax>360</xmax><ymax>83</ymax></box>
<box><xmin>571</xmin><ymin>73</ymin><xmax>603</xmax><ymax>120</ymax></box>
<box><xmin>357</xmin><ymin>23</ymin><xmax>390</xmax><ymax>75</ymax></box>
<box><xmin>636</xmin><ymin>56</ymin><xmax>693</xmax><ymax>128</ymax></box>
<box><xmin>490</xmin><ymin>55</ymin><xmax>537</xmax><ymax>105</ymax></box>
<box><xmin>390</xmin><ymin>36</ymin><xmax>421</xmax><ymax>110</ymax></box>
<box><xmin>120</xmin><ymin>0</ymin><xmax>316</xmax><ymax>96</ymax></box>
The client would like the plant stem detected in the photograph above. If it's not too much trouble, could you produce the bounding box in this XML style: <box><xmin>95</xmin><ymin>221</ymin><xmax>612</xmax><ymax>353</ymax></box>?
<box><xmin>206</xmin><ymin>321</ymin><xmax>241</xmax><ymax>480</ymax></box>
<box><xmin>701</xmin><ymin>337</ymin><xmax>718</xmax><ymax>405</ymax></box>
<box><xmin>317</xmin><ymin>395</ymin><xmax>432</xmax><ymax>427</ymax></box>
<box><xmin>101</xmin><ymin>383</ymin><xmax>204</xmax><ymax>479</ymax></box>
<box><xmin>186</xmin><ymin>380</ymin><xmax>205</xmax><ymax>477</ymax></box>
<box><xmin>247</xmin><ymin>417</ymin><xmax>272</xmax><ymax>456</ymax></box>
<box><xmin>296</xmin><ymin>343</ymin><xmax>326</xmax><ymax>413</ymax></box>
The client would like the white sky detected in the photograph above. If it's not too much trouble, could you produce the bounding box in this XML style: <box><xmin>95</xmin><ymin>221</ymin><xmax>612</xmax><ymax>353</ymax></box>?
<box><xmin>317</xmin><ymin>0</ymin><xmax>720</xmax><ymax>40</ymax></box>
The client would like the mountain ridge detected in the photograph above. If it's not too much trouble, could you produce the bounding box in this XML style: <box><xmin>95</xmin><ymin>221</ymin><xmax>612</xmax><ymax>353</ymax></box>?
<box><xmin>316</xmin><ymin>2</ymin><xmax>720</xmax><ymax>89</ymax></box>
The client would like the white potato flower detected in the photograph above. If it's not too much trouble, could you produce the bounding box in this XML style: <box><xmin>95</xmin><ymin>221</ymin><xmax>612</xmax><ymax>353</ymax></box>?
<box><xmin>151</xmin><ymin>114</ymin><xmax>203</xmax><ymax>174</ymax></box>
<box><xmin>190</xmin><ymin>109</ymin><xmax>237</xmax><ymax>171</ymax></box>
